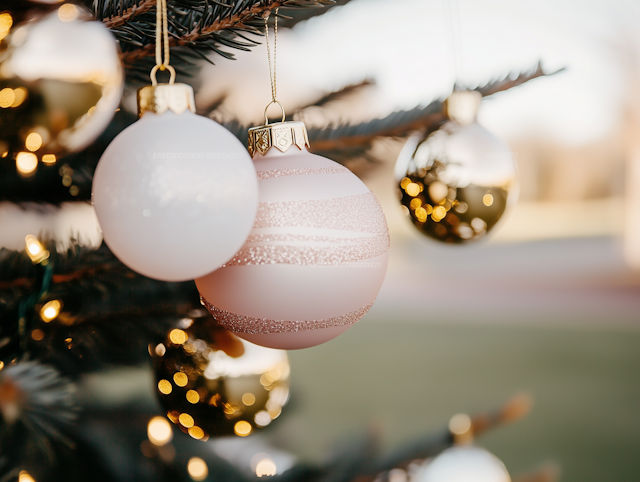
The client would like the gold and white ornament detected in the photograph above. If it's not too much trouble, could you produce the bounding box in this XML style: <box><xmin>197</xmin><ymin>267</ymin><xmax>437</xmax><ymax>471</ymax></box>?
<box><xmin>395</xmin><ymin>91</ymin><xmax>518</xmax><ymax>244</ymax></box>
<box><xmin>0</xmin><ymin>4</ymin><xmax>123</xmax><ymax>170</ymax></box>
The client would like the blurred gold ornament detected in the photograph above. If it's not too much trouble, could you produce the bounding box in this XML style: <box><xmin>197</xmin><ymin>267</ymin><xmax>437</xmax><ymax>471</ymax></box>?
<box><xmin>0</xmin><ymin>4</ymin><xmax>123</xmax><ymax>167</ymax></box>
<box><xmin>395</xmin><ymin>91</ymin><xmax>518</xmax><ymax>244</ymax></box>
<box><xmin>151</xmin><ymin>320</ymin><xmax>290</xmax><ymax>440</ymax></box>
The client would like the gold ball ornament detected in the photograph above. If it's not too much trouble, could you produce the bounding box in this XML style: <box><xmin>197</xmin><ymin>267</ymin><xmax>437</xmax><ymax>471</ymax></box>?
<box><xmin>151</xmin><ymin>321</ymin><xmax>291</xmax><ymax>440</ymax></box>
<box><xmin>0</xmin><ymin>4</ymin><xmax>123</xmax><ymax>168</ymax></box>
<box><xmin>395</xmin><ymin>91</ymin><xmax>518</xmax><ymax>244</ymax></box>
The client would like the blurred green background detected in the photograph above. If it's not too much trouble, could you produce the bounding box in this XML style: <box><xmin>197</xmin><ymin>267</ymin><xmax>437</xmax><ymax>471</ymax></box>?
<box><xmin>277</xmin><ymin>319</ymin><xmax>640</xmax><ymax>481</ymax></box>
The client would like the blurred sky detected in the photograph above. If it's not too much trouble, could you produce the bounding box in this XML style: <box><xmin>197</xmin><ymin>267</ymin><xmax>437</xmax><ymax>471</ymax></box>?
<box><xmin>201</xmin><ymin>0</ymin><xmax>640</xmax><ymax>146</ymax></box>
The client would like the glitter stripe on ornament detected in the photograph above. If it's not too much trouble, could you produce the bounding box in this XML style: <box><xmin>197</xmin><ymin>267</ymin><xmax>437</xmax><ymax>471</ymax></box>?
<box><xmin>254</xmin><ymin>192</ymin><xmax>388</xmax><ymax>234</ymax></box>
<box><xmin>223</xmin><ymin>233</ymin><xmax>390</xmax><ymax>266</ymax></box>
<box><xmin>200</xmin><ymin>297</ymin><xmax>375</xmax><ymax>334</ymax></box>
<box><xmin>256</xmin><ymin>166</ymin><xmax>350</xmax><ymax>180</ymax></box>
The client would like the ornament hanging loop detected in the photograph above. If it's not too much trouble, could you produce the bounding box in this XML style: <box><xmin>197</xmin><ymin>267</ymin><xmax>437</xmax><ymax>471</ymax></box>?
<box><xmin>150</xmin><ymin>0</ymin><xmax>174</xmax><ymax>85</ymax></box>
<box><xmin>263</xmin><ymin>8</ymin><xmax>280</xmax><ymax>115</ymax></box>
<box><xmin>264</xmin><ymin>100</ymin><xmax>286</xmax><ymax>125</ymax></box>
<box><xmin>150</xmin><ymin>64</ymin><xmax>176</xmax><ymax>86</ymax></box>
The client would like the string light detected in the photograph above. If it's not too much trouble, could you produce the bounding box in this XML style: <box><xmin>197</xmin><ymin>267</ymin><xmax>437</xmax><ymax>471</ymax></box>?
<box><xmin>40</xmin><ymin>300</ymin><xmax>62</xmax><ymax>322</ymax></box>
<box><xmin>18</xmin><ymin>471</ymin><xmax>35</xmax><ymax>482</ymax></box>
<box><xmin>25</xmin><ymin>235</ymin><xmax>50</xmax><ymax>264</ymax></box>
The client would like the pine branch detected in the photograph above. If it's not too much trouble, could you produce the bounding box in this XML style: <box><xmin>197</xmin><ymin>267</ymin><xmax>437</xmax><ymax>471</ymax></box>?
<box><xmin>309</xmin><ymin>64</ymin><xmax>562</xmax><ymax>157</ymax></box>
<box><xmin>97</xmin><ymin>0</ymin><xmax>339</xmax><ymax>66</ymax></box>
<box><xmin>100</xmin><ymin>0</ymin><xmax>157</xmax><ymax>29</ymax></box>
<box><xmin>0</xmin><ymin>66</ymin><xmax>554</xmax><ymax>206</ymax></box>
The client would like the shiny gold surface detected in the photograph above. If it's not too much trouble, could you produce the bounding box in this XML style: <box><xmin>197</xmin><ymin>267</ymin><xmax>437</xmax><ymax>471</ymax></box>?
<box><xmin>151</xmin><ymin>320</ymin><xmax>290</xmax><ymax>439</ymax></box>
<box><xmin>137</xmin><ymin>83</ymin><xmax>195</xmax><ymax>117</ymax></box>
<box><xmin>0</xmin><ymin>5</ymin><xmax>123</xmax><ymax>164</ymax></box>
<box><xmin>396</xmin><ymin>119</ymin><xmax>517</xmax><ymax>244</ymax></box>
<box><xmin>248</xmin><ymin>121</ymin><xmax>310</xmax><ymax>157</ymax></box>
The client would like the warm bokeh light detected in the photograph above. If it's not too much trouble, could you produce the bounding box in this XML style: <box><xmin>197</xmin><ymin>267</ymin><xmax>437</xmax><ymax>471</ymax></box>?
<box><xmin>16</xmin><ymin>152</ymin><xmax>38</xmax><ymax>175</ymax></box>
<box><xmin>11</xmin><ymin>87</ymin><xmax>27</xmax><ymax>107</ymax></box>
<box><xmin>25</xmin><ymin>133</ymin><xmax>42</xmax><ymax>152</ymax></box>
<box><xmin>25</xmin><ymin>235</ymin><xmax>50</xmax><ymax>264</ymax></box>
<box><xmin>173</xmin><ymin>372</ymin><xmax>188</xmax><ymax>387</ymax></box>
<box><xmin>449</xmin><ymin>413</ymin><xmax>472</xmax><ymax>436</ymax></box>
<box><xmin>147</xmin><ymin>416</ymin><xmax>172</xmax><ymax>446</ymax></box>
<box><xmin>186</xmin><ymin>390</ymin><xmax>200</xmax><ymax>404</ymax></box>
<box><xmin>179</xmin><ymin>413</ymin><xmax>194</xmax><ymax>428</ymax></box>
<box><xmin>0</xmin><ymin>13</ymin><xmax>12</xmax><ymax>41</ymax></box>
<box><xmin>187</xmin><ymin>457</ymin><xmax>208</xmax><ymax>481</ymax></box>
<box><xmin>242</xmin><ymin>393</ymin><xmax>256</xmax><ymax>406</ymax></box>
<box><xmin>188</xmin><ymin>426</ymin><xmax>204</xmax><ymax>439</ymax></box>
<box><xmin>483</xmin><ymin>194</ymin><xmax>494</xmax><ymax>206</ymax></box>
<box><xmin>157</xmin><ymin>379</ymin><xmax>172</xmax><ymax>395</ymax></box>
<box><xmin>40</xmin><ymin>300</ymin><xmax>62</xmax><ymax>322</ymax></box>
<box><xmin>234</xmin><ymin>420</ymin><xmax>252</xmax><ymax>436</ymax></box>
<box><xmin>169</xmin><ymin>329</ymin><xmax>187</xmax><ymax>345</ymax></box>
<box><xmin>254</xmin><ymin>411</ymin><xmax>271</xmax><ymax>427</ymax></box>
<box><xmin>256</xmin><ymin>458</ymin><xmax>277</xmax><ymax>477</ymax></box>
<box><xmin>42</xmin><ymin>154</ymin><xmax>57</xmax><ymax>164</ymax></box>
<box><xmin>406</xmin><ymin>183</ymin><xmax>420</xmax><ymax>197</ymax></box>
<box><xmin>155</xmin><ymin>343</ymin><xmax>166</xmax><ymax>356</ymax></box>
<box><xmin>31</xmin><ymin>329</ymin><xmax>44</xmax><ymax>341</ymax></box>
<box><xmin>0</xmin><ymin>361</ymin><xmax>4</xmax><ymax>371</ymax></box>
<box><xmin>58</xmin><ymin>4</ymin><xmax>80</xmax><ymax>22</ymax></box>
<box><xmin>0</xmin><ymin>88</ymin><xmax>15</xmax><ymax>108</ymax></box>
<box><xmin>18</xmin><ymin>471</ymin><xmax>35</xmax><ymax>482</ymax></box>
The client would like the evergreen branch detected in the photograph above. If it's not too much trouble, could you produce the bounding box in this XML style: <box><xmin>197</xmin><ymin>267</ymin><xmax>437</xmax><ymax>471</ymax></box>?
<box><xmin>100</xmin><ymin>0</ymin><xmax>157</xmax><ymax>29</ymax></box>
<box><xmin>297</xmin><ymin>78</ymin><xmax>375</xmax><ymax>110</ymax></box>
<box><xmin>309</xmin><ymin>64</ymin><xmax>561</xmax><ymax>156</ymax></box>
<box><xmin>112</xmin><ymin>0</ymin><xmax>337</xmax><ymax>65</ymax></box>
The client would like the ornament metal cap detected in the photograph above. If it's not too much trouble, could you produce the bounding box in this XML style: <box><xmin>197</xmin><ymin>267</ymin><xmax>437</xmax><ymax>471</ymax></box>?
<box><xmin>137</xmin><ymin>83</ymin><xmax>196</xmax><ymax>117</ymax></box>
<box><xmin>444</xmin><ymin>90</ymin><xmax>482</xmax><ymax>125</ymax></box>
<box><xmin>247</xmin><ymin>102</ymin><xmax>310</xmax><ymax>157</ymax></box>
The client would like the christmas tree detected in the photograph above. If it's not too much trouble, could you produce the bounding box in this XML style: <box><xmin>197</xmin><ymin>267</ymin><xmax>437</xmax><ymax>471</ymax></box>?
<box><xmin>0</xmin><ymin>1</ymin><xmax>566</xmax><ymax>481</ymax></box>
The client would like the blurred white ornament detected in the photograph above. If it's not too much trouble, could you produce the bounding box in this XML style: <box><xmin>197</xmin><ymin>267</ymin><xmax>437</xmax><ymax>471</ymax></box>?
<box><xmin>412</xmin><ymin>446</ymin><xmax>511</xmax><ymax>482</ymax></box>
<box><xmin>92</xmin><ymin>84</ymin><xmax>258</xmax><ymax>281</ymax></box>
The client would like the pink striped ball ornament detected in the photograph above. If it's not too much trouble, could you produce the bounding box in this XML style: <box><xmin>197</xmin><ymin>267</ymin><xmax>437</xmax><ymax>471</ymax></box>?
<box><xmin>195</xmin><ymin>121</ymin><xmax>389</xmax><ymax>349</ymax></box>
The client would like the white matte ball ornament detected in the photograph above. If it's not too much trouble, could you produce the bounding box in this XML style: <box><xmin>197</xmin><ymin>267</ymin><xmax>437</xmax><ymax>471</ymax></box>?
<box><xmin>196</xmin><ymin>121</ymin><xmax>389</xmax><ymax>350</ymax></box>
<box><xmin>92</xmin><ymin>84</ymin><xmax>258</xmax><ymax>281</ymax></box>
<box><xmin>413</xmin><ymin>446</ymin><xmax>511</xmax><ymax>482</ymax></box>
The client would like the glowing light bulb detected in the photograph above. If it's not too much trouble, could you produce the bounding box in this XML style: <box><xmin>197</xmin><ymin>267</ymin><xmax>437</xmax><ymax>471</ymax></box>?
<box><xmin>187</xmin><ymin>457</ymin><xmax>208</xmax><ymax>481</ymax></box>
<box><xmin>147</xmin><ymin>416</ymin><xmax>172</xmax><ymax>446</ymax></box>
<box><xmin>40</xmin><ymin>300</ymin><xmax>62</xmax><ymax>322</ymax></box>
<box><xmin>18</xmin><ymin>471</ymin><xmax>35</xmax><ymax>482</ymax></box>
<box><xmin>25</xmin><ymin>235</ymin><xmax>50</xmax><ymax>263</ymax></box>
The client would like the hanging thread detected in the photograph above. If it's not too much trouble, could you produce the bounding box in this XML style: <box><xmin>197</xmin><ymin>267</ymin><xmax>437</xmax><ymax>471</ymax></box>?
<box><xmin>264</xmin><ymin>9</ymin><xmax>285</xmax><ymax>124</ymax></box>
<box><xmin>150</xmin><ymin>0</ymin><xmax>175</xmax><ymax>85</ymax></box>
<box><xmin>444</xmin><ymin>0</ymin><xmax>463</xmax><ymax>87</ymax></box>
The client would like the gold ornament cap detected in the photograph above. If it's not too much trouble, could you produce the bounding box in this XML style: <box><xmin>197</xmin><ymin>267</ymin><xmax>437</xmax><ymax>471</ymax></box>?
<box><xmin>248</xmin><ymin>120</ymin><xmax>310</xmax><ymax>157</ymax></box>
<box><xmin>444</xmin><ymin>90</ymin><xmax>482</xmax><ymax>125</ymax></box>
<box><xmin>137</xmin><ymin>83</ymin><xmax>196</xmax><ymax>117</ymax></box>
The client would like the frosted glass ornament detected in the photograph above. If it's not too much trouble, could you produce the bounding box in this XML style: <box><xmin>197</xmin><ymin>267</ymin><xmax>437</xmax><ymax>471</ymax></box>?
<box><xmin>92</xmin><ymin>84</ymin><xmax>258</xmax><ymax>281</ymax></box>
<box><xmin>413</xmin><ymin>446</ymin><xmax>511</xmax><ymax>482</ymax></box>
<box><xmin>196</xmin><ymin>121</ymin><xmax>389</xmax><ymax>350</ymax></box>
